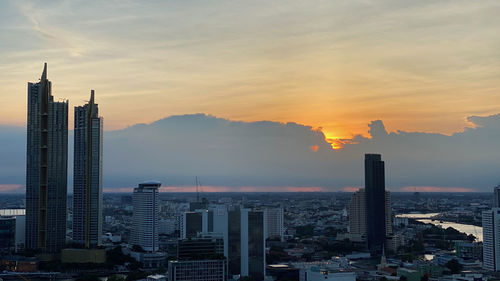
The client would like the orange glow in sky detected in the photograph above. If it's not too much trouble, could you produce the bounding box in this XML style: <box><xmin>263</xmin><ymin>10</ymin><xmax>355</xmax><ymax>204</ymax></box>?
<box><xmin>1</xmin><ymin>1</ymin><xmax>500</xmax><ymax>142</ymax></box>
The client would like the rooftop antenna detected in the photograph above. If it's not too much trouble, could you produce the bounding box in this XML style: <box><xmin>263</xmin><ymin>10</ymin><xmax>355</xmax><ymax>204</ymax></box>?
<box><xmin>196</xmin><ymin>176</ymin><xmax>200</xmax><ymax>202</ymax></box>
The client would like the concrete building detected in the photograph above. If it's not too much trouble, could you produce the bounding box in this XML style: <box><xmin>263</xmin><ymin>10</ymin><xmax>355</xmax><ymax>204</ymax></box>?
<box><xmin>73</xmin><ymin>90</ymin><xmax>103</xmax><ymax>248</ymax></box>
<box><xmin>265</xmin><ymin>207</ymin><xmax>284</xmax><ymax>241</ymax></box>
<box><xmin>348</xmin><ymin>188</ymin><xmax>392</xmax><ymax>243</ymax></box>
<box><xmin>482</xmin><ymin>208</ymin><xmax>500</xmax><ymax>271</ymax></box>
<box><xmin>26</xmin><ymin>63</ymin><xmax>68</xmax><ymax>254</ymax></box>
<box><xmin>131</xmin><ymin>181</ymin><xmax>160</xmax><ymax>252</ymax></box>
<box><xmin>348</xmin><ymin>189</ymin><xmax>366</xmax><ymax>241</ymax></box>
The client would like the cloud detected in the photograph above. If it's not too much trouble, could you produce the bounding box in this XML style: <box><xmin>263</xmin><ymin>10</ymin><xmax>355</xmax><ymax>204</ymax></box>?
<box><xmin>1</xmin><ymin>113</ymin><xmax>500</xmax><ymax>192</ymax></box>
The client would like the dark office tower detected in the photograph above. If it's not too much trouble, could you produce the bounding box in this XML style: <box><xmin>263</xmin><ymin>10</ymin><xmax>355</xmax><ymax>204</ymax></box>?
<box><xmin>26</xmin><ymin>63</ymin><xmax>68</xmax><ymax>253</ymax></box>
<box><xmin>365</xmin><ymin>154</ymin><xmax>386</xmax><ymax>253</ymax></box>
<box><xmin>73</xmin><ymin>90</ymin><xmax>103</xmax><ymax>248</ymax></box>
<box><xmin>494</xmin><ymin>185</ymin><xmax>500</xmax><ymax>208</ymax></box>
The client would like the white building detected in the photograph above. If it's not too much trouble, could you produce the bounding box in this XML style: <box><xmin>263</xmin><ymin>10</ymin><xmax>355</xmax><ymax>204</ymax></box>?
<box><xmin>265</xmin><ymin>207</ymin><xmax>284</xmax><ymax>241</ymax></box>
<box><xmin>130</xmin><ymin>181</ymin><xmax>160</xmax><ymax>252</ymax></box>
<box><xmin>482</xmin><ymin>208</ymin><xmax>500</xmax><ymax>271</ymax></box>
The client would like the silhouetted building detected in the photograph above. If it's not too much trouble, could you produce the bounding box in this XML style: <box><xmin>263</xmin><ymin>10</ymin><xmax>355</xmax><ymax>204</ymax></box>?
<box><xmin>178</xmin><ymin>236</ymin><xmax>224</xmax><ymax>260</ymax></box>
<box><xmin>182</xmin><ymin>212</ymin><xmax>203</xmax><ymax>239</ymax></box>
<box><xmin>494</xmin><ymin>185</ymin><xmax>500</xmax><ymax>208</ymax></box>
<box><xmin>26</xmin><ymin>63</ymin><xmax>68</xmax><ymax>253</ymax></box>
<box><xmin>0</xmin><ymin>217</ymin><xmax>16</xmax><ymax>255</ymax></box>
<box><xmin>73</xmin><ymin>90</ymin><xmax>103</xmax><ymax>248</ymax></box>
<box><xmin>131</xmin><ymin>181</ymin><xmax>160</xmax><ymax>252</ymax></box>
<box><xmin>365</xmin><ymin>154</ymin><xmax>386</xmax><ymax>253</ymax></box>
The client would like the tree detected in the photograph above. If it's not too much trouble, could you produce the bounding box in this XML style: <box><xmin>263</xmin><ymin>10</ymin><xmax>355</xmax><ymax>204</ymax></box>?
<box><xmin>126</xmin><ymin>272</ymin><xmax>148</xmax><ymax>281</ymax></box>
<box><xmin>445</xmin><ymin>259</ymin><xmax>462</xmax><ymax>274</ymax></box>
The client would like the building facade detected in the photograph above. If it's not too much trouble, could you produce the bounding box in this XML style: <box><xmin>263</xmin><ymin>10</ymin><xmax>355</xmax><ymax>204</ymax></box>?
<box><xmin>0</xmin><ymin>217</ymin><xmax>16</xmax><ymax>255</ymax></box>
<box><xmin>73</xmin><ymin>90</ymin><xmax>103</xmax><ymax>248</ymax></box>
<box><xmin>26</xmin><ymin>63</ymin><xmax>68</xmax><ymax>253</ymax></box>
<box><xmin>168</xmin><ymin>260</ymin><xmax>227</xmax><ymax>281</ymax></box>
<box><xmin>364</xmin><ymin>154</ymin><xmax>386</xmax><ymax>253</ymax></box>
<box><xmin>494</xmin><ymin>186</ymin><xmax>500</xmax><ymax>208</ymax></box>
<box><xmin>131</xmin><ymin>181</ymin><xmax>160</xmax><ymax>252</ymax></box>
<box><xmin>181</xmin><ymin>205</ymin><xmax>266</xmax><ymax>279</ymax></box>
<box><xmin>348</xmin><ymin>188</ymin><xmax>391</xmax><ymax>243</ymax></box>
<box><xmin>483</xmin><ymin>208</ymin><xmax>500</xmax><ymax>271</ymax></box>
<box><xmin>265</xmin><ymin>207</ymin><xmax>284</xmax><ymax>241</ymax></box>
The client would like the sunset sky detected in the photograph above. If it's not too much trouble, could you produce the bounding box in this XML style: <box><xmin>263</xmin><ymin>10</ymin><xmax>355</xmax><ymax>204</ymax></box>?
<box><xmin>1</xmin><ymin>0</ymin><xmax>500</xmax><ymax>142</ymax></box>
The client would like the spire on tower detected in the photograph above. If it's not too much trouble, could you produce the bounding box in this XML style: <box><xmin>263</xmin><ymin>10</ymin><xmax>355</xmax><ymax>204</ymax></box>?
<box><xmin>41</xmin><ymin>62</ymin><xmax>47</xmax><ymax>81</ymax></box>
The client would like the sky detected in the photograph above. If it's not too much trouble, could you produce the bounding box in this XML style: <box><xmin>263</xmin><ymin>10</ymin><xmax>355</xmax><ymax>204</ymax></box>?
<box><xmin>1</xmin><ymin>0</ymin><xmax>500</xmax><ymax>192</ymax></box>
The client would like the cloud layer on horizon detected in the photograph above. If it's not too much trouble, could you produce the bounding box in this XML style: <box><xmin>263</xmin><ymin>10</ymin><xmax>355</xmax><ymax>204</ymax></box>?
<box><xmin>0</xmin><ymin>113</ymin><xmax>499</xmax><ymax>192</ymax></box>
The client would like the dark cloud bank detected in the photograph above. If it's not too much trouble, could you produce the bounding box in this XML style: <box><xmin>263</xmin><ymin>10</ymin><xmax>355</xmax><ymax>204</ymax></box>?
<box><xmin>1</xmin><ymin>113</ymin><xmax>499</xmax><ymax>192</ymax></box>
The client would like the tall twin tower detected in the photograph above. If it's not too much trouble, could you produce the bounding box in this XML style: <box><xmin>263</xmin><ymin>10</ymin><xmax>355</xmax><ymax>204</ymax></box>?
<box><xmin>26</xmin><ymin>63</ymin><xmax>103</xmax><ymax>253</ymax></box>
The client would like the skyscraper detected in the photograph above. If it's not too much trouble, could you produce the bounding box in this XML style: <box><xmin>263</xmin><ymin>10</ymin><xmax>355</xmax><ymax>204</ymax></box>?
<box><xmin>73</xmin><ymin>90</ymin><xmax>103</xmax><ymax>248</ymax></box>
<box><xmin>26</xmin><ymin>63</ymin><xmax>68</xmax><ymax>253</ymax></box>
<box><xmin>482</xmin><ymin>208</ymin><xmax>500</xmax><ymax>271</ymax></box>
<box><xmin>494</xmin><ymin>185</ymin><xmax>500</xmax><ymax>208</ymax></box>
<box><xmin>365</xmin><ymin>154</ymin><xmax>386</xmax><ymax>253</ymax></box>
<box><xmin>131</xmin><ymin>181</ymin><xmax>160</xmax><ymax>252</ymax></box>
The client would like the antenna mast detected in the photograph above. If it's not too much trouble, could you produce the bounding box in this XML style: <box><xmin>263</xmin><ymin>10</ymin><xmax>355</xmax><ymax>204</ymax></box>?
<box><xmin>196</xmin><ymin>176</ymin><xmax>200</xmax><ymax>202</ymax></box>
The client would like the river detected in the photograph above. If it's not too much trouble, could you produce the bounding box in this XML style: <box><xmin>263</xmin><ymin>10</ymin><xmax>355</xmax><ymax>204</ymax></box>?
<box><xmin>396</xmin><ymin>213</ymin><xmax>483</xmax><ymax>242</ymax></box>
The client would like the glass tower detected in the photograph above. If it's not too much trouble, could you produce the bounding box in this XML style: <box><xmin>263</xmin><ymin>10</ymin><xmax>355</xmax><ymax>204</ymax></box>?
<box><xmin>365</xmin><ymin>153</ymin><xmax>386</xmax><ymax>253</ymax></box>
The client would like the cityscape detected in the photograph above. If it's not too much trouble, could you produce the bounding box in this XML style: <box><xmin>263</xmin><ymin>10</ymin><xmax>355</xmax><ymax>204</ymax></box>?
<box><xmin>0</xmin><ymin>64</ymin><xmax>496</xmax><ymax>281</ymax></box>
<box><xmin>1</xmin><ymin>1</ymin><xmax>500</xmax><ymax>281</ymax></box>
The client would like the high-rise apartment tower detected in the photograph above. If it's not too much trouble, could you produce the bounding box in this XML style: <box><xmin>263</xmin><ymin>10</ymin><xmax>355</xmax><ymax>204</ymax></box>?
<box><xmin>73</xmin><ymin>90</ymin><xmax>103</xmax><ymax>248</ymax></box>
<box><xmin>26</xmin><ymin>63</ymin><xmax>68</xmax><ymax>253</ymax></box>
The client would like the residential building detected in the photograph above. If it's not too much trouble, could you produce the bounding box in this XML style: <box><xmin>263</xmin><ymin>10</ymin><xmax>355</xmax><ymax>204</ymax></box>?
<box><xmin>348</xmin><ymin>188</ymin><xmax>391</xmax><ymax>243</ymax></box>
<box><xmin>482</xmin><ymin>208</ymin><xmax>500</xmax><ymax>271</ymax></box>
<box><xmin>265</xmin><ymin>207</ymin><xmax>284</xmax><ymax>241</ymax></box>
<box><xmin>131</xmin><ymin>181</ymin><xmax>160</xmax><ymax>252</ymax></box>
<box><xmin>73</xmin><ymin>90</ymin><xmax>103</xmax><ymax>248</ymax></box>
<box><xmin>26</xmin><ymin>63</ymin><xmax>68</xmax><ymax>253</ymax></box>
